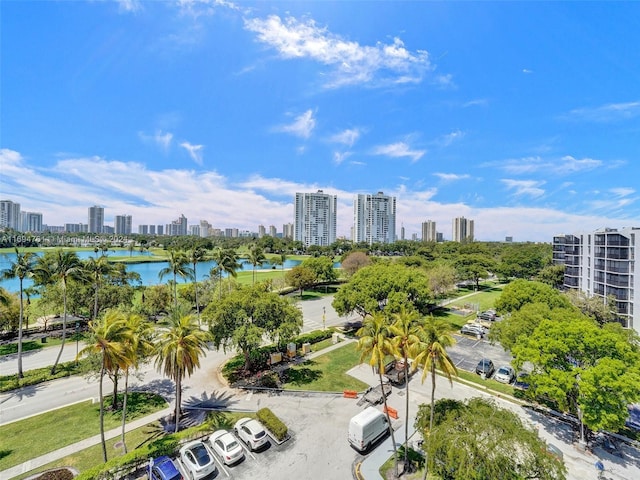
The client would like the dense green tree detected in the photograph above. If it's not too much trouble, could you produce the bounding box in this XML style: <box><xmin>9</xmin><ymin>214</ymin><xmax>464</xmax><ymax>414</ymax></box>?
<box><xmin>332</xmin><ymin>263</ymin><xmax>432</xmax><ymax>318</ymax></box>
<box><xmin>187</xmin><ymin>246</ymin><xmax>209</xmax><ymax>322</ymax></box>
<box><xmin>0</xmin><ymin>288</ymin><xmax>19</xmax><ymax>332</ymax></box>
<box><xmin>79</xmin><ymin>310</ymin><xmax>132</xmax><ymax>462</ymax></box>
<box><xmin>356</xmin><ymin>313</ymin><xmax>399</xmax><ymax>476</ymax></box>
<box><xmin>512</xmin><ymin>316</ymin><xmax>640</xmax><ymax>435</ymax></box>
<box><xmin>494</xmin><ymin>279</ymin><xmax>572</xmax><ymax>314</ymax></box>
<box><xmin>158</xmin><ymin>250</ymin><xmax>193</xmax><ymax>309</ymax></box>
<box><xmin>138</xmin><ymin>284</ymin><xmax>172</xmax><ymax>317</ymax></box>
<box><xmin>247</xmin><ymin>244</ymin><xmax>266</xmax><ymax>285</ymax></box>
<box><xmin>426</xmin><ymin>263</ymin><xmax>457</xmax><ymax>299</ymax></box>
<box><xmin>340</xmin><ymin>251</ymin><xmax>372</xmax><ymax>277</ymax></box>
<box><xmin>454</xmin><ymin>253</ymin><xmax>495</xmax><ymax>290</ymax></box>
<box><xmin>301</xmin><ymin>256</ymin><xmax>337</xmax><ymax>283</ymax></box>
<box><xmin>35</xmin><ymin>250</ymin><xmax>84</xmax><ymax>375</ymax></box>
<box><xmin>415</xmin><ymin>398</ymin><xmax>566</xmax><ymax>480</ymax></box>
<box><xmin>412</xmin><ymin>316</ymin><xmax>458</xmax><ymax>480</ymax></box>
<box><xmin>496</xmin><ymin>243</ymin><xmax>551</xmax><ymax>280</ymax></box>
<box><xmin>285</xmin><ymin>264</ymin><xmax>317</xmax><ymax>297</ymax></box>
<box><xmin>155</xmin><ymin>306</ymin><xmax>212</xmax><ymax>433</ymax></box>
<box><xmin>204</xmin><ymin>284</ymin><xmax>303</xmax><ymax>370</ymax></box>
<box><xmin>564</xmin><ymin>290</ymin><xmax>619</xmax><ymax>325</ymax></box>
<box><xmin>536</xmin><ymin>264</ymin><xmax>565</xmax><ymax>288</ymax></box>
<box><xmin>1</xmin><ymin>248</ymin><xmax>38</xmax><ymax>378</ymax></box>
<box><xmin>83</xmin><ymin>255</ymin><xmax>117</xmax><ymax>321</ymax></box>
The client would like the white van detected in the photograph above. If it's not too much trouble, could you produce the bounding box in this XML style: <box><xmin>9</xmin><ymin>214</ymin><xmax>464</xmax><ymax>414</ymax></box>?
<box><xmin>348</xmin><ymin>407</ymin><xmax>390</xmax><ymax>452</ymax></box>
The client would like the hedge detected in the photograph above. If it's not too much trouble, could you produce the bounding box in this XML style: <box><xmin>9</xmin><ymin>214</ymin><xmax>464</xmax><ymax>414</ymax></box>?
<box><xmin>256</xmin><ymin>407</ymin><xmax>288</xmax><ymax>441</ymax></box>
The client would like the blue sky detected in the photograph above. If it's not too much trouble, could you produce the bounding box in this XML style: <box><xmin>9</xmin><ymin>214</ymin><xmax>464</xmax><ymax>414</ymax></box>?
<box><xmin>2</xmin><ymin>0</ymin><xmax>639</xmax><ymax>242</ymax></box>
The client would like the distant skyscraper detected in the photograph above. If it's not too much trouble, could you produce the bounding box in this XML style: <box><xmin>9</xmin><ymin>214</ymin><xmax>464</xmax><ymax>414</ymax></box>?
<box><xmin>452</xmin><ymin>216</ymin><xmax>474</xmax><ymax>242</ymax></box>
<box><xmin>422</xmin><ymin>220</ymin><xmax>437</xmax><ymax>242</ymax></box>
<box><xmin>115</xmin><ymin>214</ymin><xmax>132</xmax><ymax>235</ymax></box>
<box><xmin>167</xmin><ymin>214</ymin><xmax>187</xmax><ymax>236</ymax></box>
<box><xmin>353</xmin><ymin>192</ymin><xmax>396</xmax><ymax>244</ymax></box>
<box><xmin>283</xmin><ymin>223</ymin><xmax>294</xmax><ymax>239</ymax></box>
<box><xmin>294</xmin><ymin>190</ymin><xmax>337</xmax><ymax>247</ymax></box>
<box><xmin>199</xmin><ymin>220</ymin><xmax>212</xmax><ymax>238</ymax></box>
<box><xmin>20</xmin><ymin>211</ymin><xmax>43</xmax><ymax>232</ymax></box>
<box><xmin>0</xmin><ymin>200</ymin><xmax>21</xmax><ymax>230</ymax></box>
<box><xmin>258</xmin><ymin>225</ymin><xmax>266</xmax><ymax>238</ymax></box>
<box><xmin>149</xmin><ymin>225</ymin><xmax>156</xmax><ymax>235</ymax></box>
<box><xmin>156</xmin><ymin>225</ymin><xmax>163</xmax><ymax>235</ymax></box>
<box><xmin>88</xmin><ymin>206</ymin><xmax>104</xmax><ymax>234</ymax></box>
<box><xmin>269</xmin><ymin>225</ymin><xmax>277</xmax><ymax>237</ymax></box>
<box><xmin>138</xmin><ymin>225</ymin><xmax>149</xmax><ymax>235</ymax></box>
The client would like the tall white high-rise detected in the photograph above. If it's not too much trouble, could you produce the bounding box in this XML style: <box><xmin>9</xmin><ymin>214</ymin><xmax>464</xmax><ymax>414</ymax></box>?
<box><xmin>0</xmin><ymin>200</ymin><xmax>21</xmax><ymax>230</ymax></box>
<box><xmin>553</xmin><ymin>227</ymin><xmax>640</xmax><ymax>335</ymax></box>
<box><xmin>88</xmin><ymin>205</ymin><xmax>104</xmax><ymax>234</ymax></box>
<box><xmin>20</xmin><ymin>212</ymin><xmax>43</xmax><ymax>232</ymax></box>
<box><xmin>283</xmin><ymin>223</ymin><xmax>294</xmax><ymax>239</ymax></box>
<box><xmin>167</xmin><ymin>214</ymin><xmax>187</xmax><ymax>236</ymax></box>
<box><xmin>114</xmin><ymin>214</ymin><xmax>132</xmax><ymax>235</ymax></box>
<box><xmin>294</xmin><ymin>190</ymin><xmax>337</xmax><ymax>247</ymax></box>
<box><xmin>422</xmin><ymin>220</ymin><xmax>437</xmax><ymax>242</ymax></box>
<box><xmin>353</xmin><ymin>192</ymin><xmax>396</xmax><ymax>244</ymax></box>
<box><xmin>452</xmin><ymin>216</ymin><xmax>474</xmax><ymax>242</ymax></box>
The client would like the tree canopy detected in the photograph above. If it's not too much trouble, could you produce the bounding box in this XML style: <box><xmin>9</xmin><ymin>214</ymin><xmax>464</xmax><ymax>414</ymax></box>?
<box><xmin>494</xmin><ymin>279</ymin><xmax>572</xmax><ymax>314</ymax></box>
<box><xmin>415</xmin><ymin>397</ymin><xmax>566</xmax><ymax>480</ymax></box>
<box><xmin>332</xmin><ymin>263</ymin><xmax>432</xmax><ymax>318</ymax></box>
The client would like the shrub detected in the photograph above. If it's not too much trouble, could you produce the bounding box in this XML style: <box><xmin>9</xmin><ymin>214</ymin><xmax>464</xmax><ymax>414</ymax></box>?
<box><xmin>256</xmin><ymin>407</ymin><xmax>288</xmax><ymax>441</ymax></box>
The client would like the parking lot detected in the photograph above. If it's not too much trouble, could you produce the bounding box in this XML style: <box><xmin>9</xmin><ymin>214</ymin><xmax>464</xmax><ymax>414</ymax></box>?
<box><xmin>448</xmin><ymin>334</ymin><xmax>514</xmax><ymax>377</ymax></box>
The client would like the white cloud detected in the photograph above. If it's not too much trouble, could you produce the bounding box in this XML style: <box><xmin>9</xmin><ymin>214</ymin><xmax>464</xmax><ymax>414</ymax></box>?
<box><xmin>501</xmin><ymin>179</ymin><xmax>546</xmax><ymax>198</ymax></box>
<box><xmin>115</xmin><ymin>0</ymin><xmax>142</xmax><ymax>13</ymax></box>
<box><xmin>275</xmin><ymin>110</ymin><xmax>316</xmax><ymax>139</ymax></box>
<box><xmin>244</xmin><ymin>14</ymin><xmax>434</xmax><ymax>88</ymax></box>
<box><xmin>564</xmin><ymin>101</ymin><xmax>640</xmax><ymax>122</ymax></box>
<box><xmin>437</xmin><ymin>129</ymin><xmax>465</xmax><ymax>147</ymax></box>
<box><xmin>610</xmin><ymin>187</ymin><xmax>635</xmax><ymax>197</ymax></box>
<box><xmin>498</xmin><ymin>155</ymin><xmax>603</xmax><ymax>175</ymax></box>
<box><xmin>180</xmin><ymin>142</ymin><xmax>204</xmax><ymax>165</ymax></box>
<box><xmin>433</xmin><ymin>173</ymin><xmax>470</xmax><ymax>182</ymax></box>
<box><xmin>462</xmin><ymin>98</ymin><xmax>489</xmax><ymax>108</ymax></box>
<box><xmin>139</xmin><ymin>130</ymin><xmax>173</xmax><ymax>152</ymax></box>
<box><xmin>333</xmin><ymin>151</ymin><xmax>352</xmax><ymax>165</ymax></box>
<box><xmin>329</xmin><ymin>128</ymin><xmax>361</xmax><ymax>147</ymax></box>
<box><xmin>522</xmin><ymin>68</ymin><xmax>533</xmax><ymax>74</ymax></box>
<box><xmin>372</xmin><ymin>142</ymin><xmax>425</xmax><ymax>163</ymax></box>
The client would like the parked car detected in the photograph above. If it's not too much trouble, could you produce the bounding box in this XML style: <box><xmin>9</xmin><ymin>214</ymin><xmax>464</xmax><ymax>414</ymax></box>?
<box><xmin>234</xmin><ymin>417</ymin><xmax>270</xmax><ymax>451</ymax></box>
<box><xmin>461</xmin><ymin>324</ymin><xmax>485</xmax><ymax>338</ymax></box>
<box><xmin>209</xmin><ymin>430</ymin><xmax>245</xmax><ymax>465</ymax></box>
<box><xmin>382</xmin><ymin>359</ymin><xmax>408</xmax><ymax>385</ymax></box>
<box><xmin>494</xmin><ymin>365</ymin><xmax>515</xmax><ymax>384</ymax></box>
<box><xmin>475</xmin><ymin>358</ymin><xmax>495</xmax><ymax>378</ymax></box>
<box><xmin>469</xmin><ymin>318</ymin><xmax>492</xmax><ymax>329</ymax></box>
<box><xmin>513</xmin><ymin>372</ymin><xmax>531</xmax><ymax>390</ymax></box>
<box><xmin>179</xmin><ymin>441</ymin><xmax>217</xmax><ymax>480</ymax></box>
<box><xmin>149</xmin><ymin>456</ymin><xmax>183</xmax><ymax>480</ymax></box>
<box><xmin>478</xmin><ymin>311</ymin><xmax>497</xmax><ymax>321</ymax></box>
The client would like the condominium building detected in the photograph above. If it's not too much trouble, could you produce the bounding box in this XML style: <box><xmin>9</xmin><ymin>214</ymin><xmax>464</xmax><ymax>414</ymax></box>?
<box><xmin>88</xmin><ymin>205</ymin><xmax>104</xmax><ymax>234</ymax></box>
<box><xmin>452</xmin><ymin>216</ymin><xmax>474</xmax><ymax>242</ymax></box>
<box><xmin>138</xmin><ymin>225</ymin><xmax>149</xmax><ymax>235</ymax></box>
<box><xmin>199</xmin><ymin>220</ymin><xmax>212</xmax><ymax>238</ymax></box>
<box><xmin>422</xmin><ymin>220</ymin><xmax>437</xmax><ymax>242</ymax></box>
<box><xmin>0</xmin><ymin>200</ymin><xmax>21</xmax><ymax>230</ymax></box>
<box><xmin>294</xmin><ymin>190</ymin><xmax>337</xmax><ymax>247</ymax></box>
<box><xmin>258</xmin><ymin>225</ymin><xmax>266</xmax><ymax>238</ymax></box>
<box><xmin>166</xmin><ymin>214</ymin><xmax>187</xmax><ymax>236</ymax></box>
<box><xmin>114</xmin><ymin>215</ymin><xmax>132</xmax><ymax>235</ymax></box>
<box><xmin>283</xmin><ymin>223</ymin><xmax>294</xmax><ymax>239</ymax></box>
<box><xmin>20</xmin><ymin>211</ymin><xmax>43</xmax><ymax>232</ymax></box>
<box><xmin>269</xmin><ymin>225</ymin><xmax>277</xmax><ymax>237</ymax></box>
<box><xmin>553</xmin><ymin>227</ymin><xmax>639</xmax><ymax>334</ymax></box>
<box><xmin>353</xmin><ymin>192</ymin><xmax>396</xmax><ymax>244</ymax></box>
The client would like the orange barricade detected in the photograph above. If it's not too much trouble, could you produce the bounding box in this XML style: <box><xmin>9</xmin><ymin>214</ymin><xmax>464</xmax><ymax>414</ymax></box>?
<box><xmin>343</xmin><ymin>390</ymin><xmax>358</xmax><ymax>399</ymax></box>
<box><xmin>384</xmin><ymin>405</ymin><xmax>399</xmax><ymax>419</ymax></box>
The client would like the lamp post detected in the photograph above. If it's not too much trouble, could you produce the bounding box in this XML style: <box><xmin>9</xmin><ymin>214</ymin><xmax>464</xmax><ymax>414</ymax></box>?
<box><xmin>323</xmin><ymin>306</ymin><xmax>326</xmax><ymax>331</ymax></box>
<box><xmin>75</xmin><ymin>321</ymin><xmax>80</xmax><ymax>365</ymax></box>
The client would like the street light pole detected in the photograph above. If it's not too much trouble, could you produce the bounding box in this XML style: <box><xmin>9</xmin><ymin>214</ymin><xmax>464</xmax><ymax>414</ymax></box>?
<box><xmin>323</xmin><ymin>306</ymin><xmax>326</xmax><ymax>330</ymax></box>
<box><xmin>75</xmin><ymin>321</ymin><xmax>80</xmax><ymax>365</ymax></box>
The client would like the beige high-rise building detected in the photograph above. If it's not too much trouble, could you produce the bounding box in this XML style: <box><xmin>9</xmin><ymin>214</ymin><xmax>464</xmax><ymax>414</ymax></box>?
<box><xmin>422</xmin><ymin>220</ymin><xmax>437</xmax><ymax>242</ymax></box>
<box><xmin>452</xmin><ymin>216</ymin><xmax>474</xmax><ymax>242</ymax></box>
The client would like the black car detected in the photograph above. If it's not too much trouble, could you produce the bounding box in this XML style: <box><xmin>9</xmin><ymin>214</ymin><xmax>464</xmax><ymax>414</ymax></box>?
<box><xmin>475</xmin><ymin>358</ymin><xmax>495</xmax><ymax>378</ymax></box>
<box><xmin>513</xmin><ymin>372</ymin><xmax>531</xmax><ymax>390</ymax></box>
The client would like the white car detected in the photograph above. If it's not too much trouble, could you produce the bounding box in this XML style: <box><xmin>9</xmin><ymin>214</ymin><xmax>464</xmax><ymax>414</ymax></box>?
<box><xmin>234</xmin><ymin>417</ymin><xmax>270</xmax><ymax>451</ymax></box>
<box><xmin>209</xmin><ymin>430</ymin><xmax>245</xmax><ymax>465</ymax></box>
<box><xmin>494</xmin><ymin>365</ymin><xmax>515</xmax><ymax>384</ymax></box>
<box><xmin>179</xmin><ymin>441</ymin><xmax>217</xmax><ymax>480</ymax></box>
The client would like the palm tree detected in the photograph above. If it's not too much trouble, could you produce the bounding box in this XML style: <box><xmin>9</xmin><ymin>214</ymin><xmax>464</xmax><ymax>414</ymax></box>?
<box><xmin>119</xmin><ymin>312</ymin><xmax>154</xmax><ymax>453</ymax></box>
<box><xmin>247</xmin><ymin>245</ymin><xmax>266</xmax><ymax>285</ymax></box>
<box><xmin>1</xmin><ymin>248</ymin><xmax>38</xmax><ymax>378</ymax></box>
<box><xmin>154</xmin><ymin>306</ymin><xmax>212</xmax><ymax>433</ymax></box>
<box><xmin>188</xmin><ymin>247</ymin><xmax>209</xmax><ymax>323</ymax></box>
<box><xmin>219</xmin><ymin>248</ymin><xmax>241</xmax><ymax>293</ymax></box>
<box><xmin>83</xmin><ymin>255</ymin><xmax>116</xmax><ymax>321</ymax></box>
<box><xmin>389</xmin><ymin>306</ymin><xmax>423</xmax><ymax>469</ymax></box>
<box><xmin>158</xmin><ymin>249</ymin><xmax>193</xmax><ymax>309</ymax></box>
<box><xmin>356</xmin><ymin>312</ymin><xmax>400</xmax><ymax>476</ymax></box>
<box><xmin>413</xmin><ymin>316</ymin><xmax>458</xmax><ymax>480</ymax></box>
<box><xmin>35</xmin><ymin>250</ymin><xmax>83</xmax><ymax>375</ymax></box>
<box><xmin>78</xmin><ymin>310</ymin><xmax>131</xmax><ymax>462</ymax></box>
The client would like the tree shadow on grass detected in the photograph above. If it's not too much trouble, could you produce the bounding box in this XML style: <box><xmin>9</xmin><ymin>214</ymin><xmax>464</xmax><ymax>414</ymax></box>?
<box><xmin>282</xmin><ymin>362</ymin><xmax>323</xmax><ymax>387</ymax></box>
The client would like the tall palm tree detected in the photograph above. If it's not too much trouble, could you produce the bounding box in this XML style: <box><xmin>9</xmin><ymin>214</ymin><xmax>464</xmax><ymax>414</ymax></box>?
<box><xmin>154</xmin><ymin>306</ymin><xmax>212</xmax><ymax>433</ymax></box>
<box><xmin>1</xmin><ymin>248</ymin><xmax>38</xmax><ymax>378</ymax></box>
<box><xmin>413</xmin><ymin>316</ymin><xmax>458</xmax><ymax>480</ymax></box>
<box><xmin>119</xmin><ymin>312</ymin><xmax>154</xmax><ymax>453</ymax></box>
<box><xmin>158</xmin><ymin>249</ymin><xmax>193</xmax><ymax>309</ymax></box>
<box><xmin>35</xmin><ymin>250</ymin><xmax>83</xmax><ymax>375</ymax></box>
<box><xmin>78</xmin><ymin>310</ymin><xmax>131</xmax><ymax>462</ymax></box>
<box><xmin>83</xmin><ymin>255</ymin><xmax>116</xmax><ymax>321</ymax></box>
<box><xmin>356</xmin><ymin>312</ymin><xmax>400</xmax><ymax>476</ymax></box>
<box><xmin>188</xmin><ymin>247</ymin><xmax>209</xmax><ymax>323</ymax></box>
<box><xmin>219</xmin><ymin>248</ymin><xmax>241</xmax><ymax>293</ymax></box>
<box><xmin>389</xmin><ymin>306</ymin><xmax>423</xmax><ymax>468</ymax></box>
<box><xmin>247</xmin><ymin>245</ymin><xmax>266</xmax><ymax>285</ymax></box>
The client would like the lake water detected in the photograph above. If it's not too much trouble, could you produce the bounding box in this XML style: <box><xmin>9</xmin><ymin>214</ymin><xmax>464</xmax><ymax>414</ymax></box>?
<box><xmin>0</xmin><ymin>250</ymin><xmax>301</xmax><ymax>292</ymax></box>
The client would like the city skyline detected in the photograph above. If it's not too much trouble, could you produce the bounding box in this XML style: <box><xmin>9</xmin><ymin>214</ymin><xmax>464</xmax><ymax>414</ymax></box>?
<box><xmin>2</xmin><ymin>2</ymin><xmax>640</xmax><ymax>242</ymax></box>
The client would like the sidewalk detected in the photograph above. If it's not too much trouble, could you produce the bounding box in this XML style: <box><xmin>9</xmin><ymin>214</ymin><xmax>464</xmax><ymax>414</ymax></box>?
<box><xmin>1</xmin><ymin>407</ymin><xmax>172</xmax><ymax>480</ymax></box>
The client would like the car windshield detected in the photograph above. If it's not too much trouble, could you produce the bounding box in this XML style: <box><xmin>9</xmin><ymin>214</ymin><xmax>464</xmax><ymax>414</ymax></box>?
<box><xmin>192</xmin><ymin>445</ymin><xmax>210</xmax><ymax>466</ymax></box>
<box><xmin>498</xmin><ymin>367</ymin><xmax>509</xmax><ymax>375</ymax></box>
<box><xmin>227</xmin><ymin>440</ymin><xmax>239</xmax><ymax>449</ymax></box>
<box><xmin>254</xmin><ymin>430</ymin><xmax>266</xmax><ymax>438</ymax></box>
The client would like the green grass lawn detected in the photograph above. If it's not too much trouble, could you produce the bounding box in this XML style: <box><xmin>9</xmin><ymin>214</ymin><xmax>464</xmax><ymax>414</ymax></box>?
<box><xmin>282</xmin><ymin>341</ymin><xmax>369</xmax><ymax>392</ymax></box>
<box><xmin>0</xmin><ymin>392</ymin><xmax>167</xmax><ymax>471</ymax></box>
<box><xmin>0</xmin><ymin>333</ymin><xmax>88</xmax><ymax>357</ymax></box>
<box><xmin>433</xmin><ymin>284</ymin><xmax>505</xmax><ymax>330</ymax></box>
